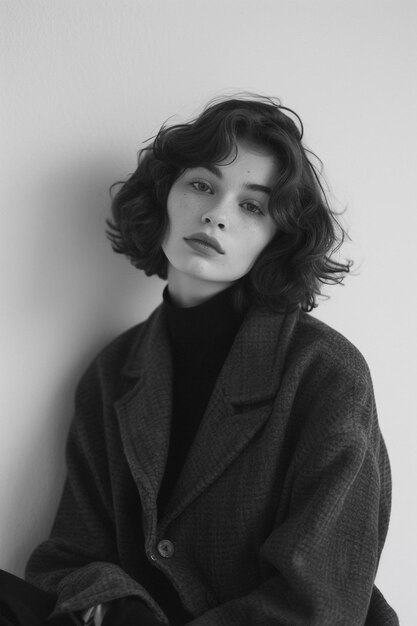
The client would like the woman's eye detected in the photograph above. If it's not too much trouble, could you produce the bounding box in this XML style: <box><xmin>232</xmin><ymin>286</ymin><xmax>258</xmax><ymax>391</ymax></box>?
<box><xmin>190</xmin><ymin>181</ymin><xmax>212</xmax><ymax>193</ymax></box>
<box><xmin>188</xmin><ymin>181</ymin><xmax>263</xmax><ymax>215</ymax></box>
<box><xmin>242</xmin><ymin>202</ymin><xmax>264</xmax><ymax>215</ymax></box>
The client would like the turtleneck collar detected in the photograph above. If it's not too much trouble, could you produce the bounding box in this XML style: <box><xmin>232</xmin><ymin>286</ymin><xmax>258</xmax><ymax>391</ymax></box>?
<box><xmin>162</xmin><ymin>284</ymin><xmax>244</xmax><ymax>352</ymax></box>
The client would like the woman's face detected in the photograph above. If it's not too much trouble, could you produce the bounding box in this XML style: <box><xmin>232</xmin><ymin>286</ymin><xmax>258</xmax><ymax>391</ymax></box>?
<box><xmin>161</xmin><ymin>140</ymin><xmax>279</xmax><ymax>307</ymax></box>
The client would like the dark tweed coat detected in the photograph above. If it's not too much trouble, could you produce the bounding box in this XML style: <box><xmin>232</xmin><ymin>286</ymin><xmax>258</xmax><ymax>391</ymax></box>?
<box><xmin>26</xmin><ymin>302</ymin><xmax>398</xmax><ymax>625</ymax></box>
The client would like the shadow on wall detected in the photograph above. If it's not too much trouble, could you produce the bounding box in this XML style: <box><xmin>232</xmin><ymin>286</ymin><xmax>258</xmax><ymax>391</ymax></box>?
<box><xmin>3</xmin><ymin>155</ymin><xmax>164</xmax><ymax>576</ymax></box>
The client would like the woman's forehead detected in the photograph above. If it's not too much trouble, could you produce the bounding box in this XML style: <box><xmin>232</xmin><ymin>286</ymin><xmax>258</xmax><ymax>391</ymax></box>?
<box><xmin>190</xmin><ymin>144</ymin><xmax>279</xmax><ymax>183</ymax></box>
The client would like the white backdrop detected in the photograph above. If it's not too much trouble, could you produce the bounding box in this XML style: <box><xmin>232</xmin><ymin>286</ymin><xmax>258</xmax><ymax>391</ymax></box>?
<box><xmin>2</xmin><ymin>1</ymin><xmax>416</xmax><ymax>622</ymax></box>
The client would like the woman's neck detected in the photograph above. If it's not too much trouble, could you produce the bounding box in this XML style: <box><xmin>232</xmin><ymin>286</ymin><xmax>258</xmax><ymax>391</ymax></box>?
<box><xmin>166</xmin><ymin>266</ymin><xmax>233</xmax><ymax>308</ymax></box>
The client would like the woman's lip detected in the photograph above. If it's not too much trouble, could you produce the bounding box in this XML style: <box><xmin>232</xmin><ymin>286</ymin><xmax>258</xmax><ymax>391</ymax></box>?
<box><xmin>184</xmin><ymin>238</ymin><xmax>223</xmax><ymax>256</ymax></box>
<box><xmin>184</xmin><ymin>233</ymin><xmax>225</xmax><ymax>254</ymax></box>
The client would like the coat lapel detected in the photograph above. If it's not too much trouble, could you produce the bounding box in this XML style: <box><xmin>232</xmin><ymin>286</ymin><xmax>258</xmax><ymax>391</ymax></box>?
<box><xmin>160</xmin><ymin>305</ymin><xmax>299</xmax><ymax>529</ymax></box>
<box><xmin>114</xmin><ymin>306</ymin><xmax>173</xmax><ymax>519</ymax></box>
<box><xmin>114</xmin><ymin>301</ymin><xmax>300</xmax><ymax>531</ymax></box>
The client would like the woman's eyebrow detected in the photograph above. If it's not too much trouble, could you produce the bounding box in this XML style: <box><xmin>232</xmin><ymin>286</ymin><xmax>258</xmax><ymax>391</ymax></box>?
<box><xmin>198</xmin><ymin>163</ymin><xmax>271</xmax><ymax>196</ymax></box>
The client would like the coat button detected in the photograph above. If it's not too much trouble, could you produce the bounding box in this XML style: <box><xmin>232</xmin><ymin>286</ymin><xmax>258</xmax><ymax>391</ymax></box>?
<box><xmin>157</xmin><ymin>539</ymin><xmax>175</xmax><ymax>558</ymax></box>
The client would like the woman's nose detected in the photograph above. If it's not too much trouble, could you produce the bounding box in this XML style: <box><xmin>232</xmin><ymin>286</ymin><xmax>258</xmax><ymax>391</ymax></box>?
<box><xmin>201</xmin><ymin>202</ymin><xmax>229</xmax><ymax>230</ymax></box>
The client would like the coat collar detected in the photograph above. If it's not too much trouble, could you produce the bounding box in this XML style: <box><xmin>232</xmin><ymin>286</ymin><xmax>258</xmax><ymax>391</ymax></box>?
<box><xmin>120</xmin><ymin>302</ymin><xmax>299</xmax><ymax>405</ymax></box>
<box><xmin>115</xmin><ymin>301</ymin><xmax>300</xmax><ymax>532</ymax></box>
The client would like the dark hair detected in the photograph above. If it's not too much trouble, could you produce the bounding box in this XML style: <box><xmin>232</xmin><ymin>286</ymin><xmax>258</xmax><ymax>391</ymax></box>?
<box><xmin>106</xmin><ymin>93</ymin><xmax>352</xmax><ymax>313</ymax></box>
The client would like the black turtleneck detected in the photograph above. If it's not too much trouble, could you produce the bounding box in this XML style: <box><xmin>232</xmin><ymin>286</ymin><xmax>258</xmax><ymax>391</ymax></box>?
<box><xmin>157</xmin><ymin>284</ymin><xmax>244</xmax><ymax>516</ymax></box>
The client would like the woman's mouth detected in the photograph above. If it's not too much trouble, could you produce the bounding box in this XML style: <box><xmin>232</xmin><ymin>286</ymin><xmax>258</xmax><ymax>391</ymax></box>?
<box><xmin>184</xmin><ymin>238</ymin><xmax>223</xmax><ymax>256</ymax></box>
<box><xmin>184</xmin><ymin>233</ymin><xmax>225</xmax><ymax>254</ymax></box>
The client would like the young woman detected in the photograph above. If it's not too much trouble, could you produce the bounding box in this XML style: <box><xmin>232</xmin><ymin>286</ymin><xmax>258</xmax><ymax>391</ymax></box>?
<box><xmin>1</xmin><ymin>94</ymin><xmax>398</xmax><ymax>625</ymax></box>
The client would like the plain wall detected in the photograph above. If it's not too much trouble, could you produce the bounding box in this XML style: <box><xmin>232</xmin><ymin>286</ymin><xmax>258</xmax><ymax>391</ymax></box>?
<box><xmin>2</xmin><ymin>0</ymin><xmax>416</xmax><ymax>622</ymax></box>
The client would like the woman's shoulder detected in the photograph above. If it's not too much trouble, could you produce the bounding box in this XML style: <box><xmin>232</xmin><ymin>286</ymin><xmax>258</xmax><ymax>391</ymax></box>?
<box><xmin>276</xmin><ymin>311</ymin><xmax>381</xmax><ymax>449</ymax></box>
<box><xmin>288</xmin><ymin>310</ymin><xmax>372</xmax><ymax>385</ymax></box>
<box><xmin>75</xmin><ymin>305</ymin><xmax>163</xmax><ymax>394</ymax></box>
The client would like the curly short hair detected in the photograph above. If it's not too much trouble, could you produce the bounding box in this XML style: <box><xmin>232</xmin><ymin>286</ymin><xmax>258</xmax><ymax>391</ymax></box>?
<box><xmin>106</xmin><ymin>93</ymin><xmax>352</xmax><ymax>313</ymax></box>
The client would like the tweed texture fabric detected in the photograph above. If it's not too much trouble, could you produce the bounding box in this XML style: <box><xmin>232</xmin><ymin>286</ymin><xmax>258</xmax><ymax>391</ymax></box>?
<box><xmin>25</xmin><ymin>302</ymin><xmax>398</xmax><ymax>625</ymax></box>
<box><xmin>158</xmin><ymin>284</ymin><xmax>243</xmax><ymax>519</ymax></box>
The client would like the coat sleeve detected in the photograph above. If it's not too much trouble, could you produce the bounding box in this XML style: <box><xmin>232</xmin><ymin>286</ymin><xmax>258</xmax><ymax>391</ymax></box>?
<box><xmin>24</xmin><ymin>358</ymin><xmax>167</xmax><ymax>624</ymax></box>
<box><xmin>186</xmin><ymin>379</ymin><xmax>398</xmax><ymax>625</ymax></box>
